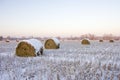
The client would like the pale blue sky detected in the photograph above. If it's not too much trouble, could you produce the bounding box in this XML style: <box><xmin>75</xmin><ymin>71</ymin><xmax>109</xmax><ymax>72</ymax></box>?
<box><xmin>0</xmin><ymin>0</ymin><xmax>120</xmax><ymax>37</ymax></box>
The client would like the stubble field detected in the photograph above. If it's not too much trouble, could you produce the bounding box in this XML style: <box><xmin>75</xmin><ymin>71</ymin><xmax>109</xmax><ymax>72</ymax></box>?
<box><xmin>0</xmin><ymin>40</ymin><xmax>120</xmax><ymax>80</ymax></box>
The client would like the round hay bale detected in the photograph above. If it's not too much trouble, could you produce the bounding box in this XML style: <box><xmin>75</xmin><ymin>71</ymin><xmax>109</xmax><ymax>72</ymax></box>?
<box><xmin>99</xmin><ymin>40</ymin><xmax>103</xmax><ymax>42</ymax></box>
<box><xmin>81</xmin><ymin>38</ymin><xmax>90</xmax><ymax>45</ymax></box>
<box><xmin>44</xmin><ymin>38</ymin><xmax>60</xmax><ymax>49</ymax></box>
<box><xmin>16</xmin><ymin>39</ymin><xmax>43</xmax><ymax>57</ymax></box>
<box><xmin>5</xmin><ymin>39</ymin><xmax>10</xmax><ymax>42</ymax></box>
<box><xmin>109</xmin><ymin>40</ymin><xmax>114</xmax><ymax>43</ymax></box>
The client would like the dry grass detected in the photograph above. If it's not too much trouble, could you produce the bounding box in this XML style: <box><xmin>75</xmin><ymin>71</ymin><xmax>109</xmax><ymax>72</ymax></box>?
<box><xmin>1</xmin><ymin>41</ymin><xmax>120</xmax><ymax>80</ymax></box>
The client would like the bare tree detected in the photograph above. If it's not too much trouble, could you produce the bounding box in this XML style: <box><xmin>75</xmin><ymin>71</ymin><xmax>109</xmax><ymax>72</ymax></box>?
<box><xmin>103</xmin><ymin>34</ymin><xmax>113</xmax><ymax>40</ymax></box>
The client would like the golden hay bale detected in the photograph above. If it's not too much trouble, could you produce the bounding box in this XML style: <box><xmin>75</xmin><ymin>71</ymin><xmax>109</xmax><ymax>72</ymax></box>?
<box><xmin>44</xmin><ymin>38</ymin><xmax>60</xmax><ymax>49</ymax></box>
<box><xmin>109</xmin><ymin>40</ymin><xmax>114</xmax><ymax>43</ymax></box>
<box><xmin>81</xmin><ymin>38</ymin><xmax>90</xmax><ymax>45</ymax></box>
<box><xmin>16</xmin><ymin>39</ymin><xmax>43</xmax><ymax>57</ymax></box>
<box><xmin>99</xmin><ymin>40</ymin><xmax>103</xmax><ymax>42</ymax></box>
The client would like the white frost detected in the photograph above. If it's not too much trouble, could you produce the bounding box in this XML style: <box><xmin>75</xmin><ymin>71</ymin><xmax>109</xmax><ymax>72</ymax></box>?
<box><xmin>1</xmin><ymin>41</ymin><xmax>120</xmax><ymax>80</ymax></box>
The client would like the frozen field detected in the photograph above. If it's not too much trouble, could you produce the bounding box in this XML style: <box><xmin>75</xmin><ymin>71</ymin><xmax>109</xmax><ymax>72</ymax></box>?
<box><xmin>0</xmin><ymin>40</ymin><xmax>120</xmax><ymax>80</ymax></box>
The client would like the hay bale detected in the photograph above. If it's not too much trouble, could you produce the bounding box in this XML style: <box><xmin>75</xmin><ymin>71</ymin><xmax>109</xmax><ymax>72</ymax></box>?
<box><xmin>16</xmin><ymin>39</ymin><xmax>43</xmax><ymax>57</ymax></box>
<box><xmin>109</xmin><ymin>40</ymin><xmax>114</xmax><ymax>43</ymax></box>
<box><xmin>99</xmin><ymin>40</ymin><xmax>103</xmax><ymax>42</ymax></box>
<box><xmin>81</xmin><ymin>38</ymin><xmax>90</xmax><ymax>45</ymax></box>
<box><xmin>5</xmin><ymin>39</ymin><xmax>10</xmax><ymax>42</ymax></box>
<box><xmin>44</xmin><ymin>38</ymin><xmax>60</xmax><ymax>49</ymax></box>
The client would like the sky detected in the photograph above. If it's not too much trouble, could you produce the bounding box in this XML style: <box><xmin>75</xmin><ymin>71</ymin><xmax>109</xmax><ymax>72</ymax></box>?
<box><xmin>0</xmin><ymin>0</ymin><xmax>120</xmax><ymax>37</ymax></box>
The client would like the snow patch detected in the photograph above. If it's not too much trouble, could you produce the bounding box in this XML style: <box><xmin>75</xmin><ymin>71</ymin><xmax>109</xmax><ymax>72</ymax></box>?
<box><xmin>51</xmin><ymin>38</ymin><xmax>60</xmax><ymax>45</ymax></box>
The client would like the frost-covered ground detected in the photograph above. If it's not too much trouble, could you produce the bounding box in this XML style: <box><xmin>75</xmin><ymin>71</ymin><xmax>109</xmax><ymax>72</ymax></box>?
<box><xmin>0</xmin><ymin>40</ymin><xmax>120</xmax><ymax>80</ymax></box>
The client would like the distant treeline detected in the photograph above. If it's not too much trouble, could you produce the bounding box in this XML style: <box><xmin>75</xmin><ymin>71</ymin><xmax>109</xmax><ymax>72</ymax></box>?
<box><xmin>0</xmin><ymin>34</ymin><xmax>120</xmax><ymax>41</ymax></box>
